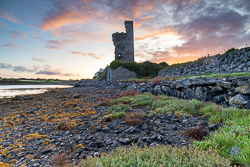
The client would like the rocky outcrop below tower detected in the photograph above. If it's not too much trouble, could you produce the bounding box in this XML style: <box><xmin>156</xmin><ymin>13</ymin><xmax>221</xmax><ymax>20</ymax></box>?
<box><xmin>117</xmin><ymin>76</ymin><xmax>250</xmax><ymax>108</ymax></box>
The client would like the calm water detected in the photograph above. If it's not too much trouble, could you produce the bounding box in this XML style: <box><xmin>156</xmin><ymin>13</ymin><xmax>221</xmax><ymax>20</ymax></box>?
<box><xmin>0</xmin><ymin>85</ymin><xmax>73</xmax><ymax>99</ymax></box>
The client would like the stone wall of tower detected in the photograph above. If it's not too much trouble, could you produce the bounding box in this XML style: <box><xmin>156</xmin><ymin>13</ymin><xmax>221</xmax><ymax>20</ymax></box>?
<box><xmin>123</xmin><ymin>21</ymin><xmax>134</xmax><ymax>62</ymax></box>
<box><xmin>112</xmin><ymin>20</ymin><xmax>134</xmax><ymax>62</ymax></box>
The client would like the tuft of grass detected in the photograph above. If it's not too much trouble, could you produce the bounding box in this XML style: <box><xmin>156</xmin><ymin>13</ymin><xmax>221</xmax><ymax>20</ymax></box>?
<box><xmin>52</xmin><ymin>150</ymin><xmax>74</xmax><ymax>167</ymax></box>
<box><xmin>79</xmin><ymin>145</ymin><xmax>231</xmax><ymax>167</ymax></box>
<box><xmin>56</xmin><ymin>118</ymin><xmax>77</xmax><ymax>131</ymax></box>
<box><xmin>103</xmin><ymin>112</ymin><xmax>125</xmax><ymax>121</ymax></box>
<box><xmin>124</xmin><ymin>110</ymin><xmax>147</xmax><ymax>126</ymax></box>
<box><xmin>183</xmin><ymin>126</ymin><xmax>209</xmax><ymax>140</ymax></box>
<box><xmin>113</xmin><ymin>90</ymin><xmax>141</xmax><ymax>99</ymax></box>
<box><xmin>107</xmin><ymin>104</ymin><xmax>130</xmax><ymax>113</ymax></box>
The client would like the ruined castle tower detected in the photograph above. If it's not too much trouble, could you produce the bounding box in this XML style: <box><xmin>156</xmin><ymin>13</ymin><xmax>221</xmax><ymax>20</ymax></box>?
<box><xmin>112</xmin><ymin>20</ymin><xmax>134</xmax><ymax>62</ymax></box>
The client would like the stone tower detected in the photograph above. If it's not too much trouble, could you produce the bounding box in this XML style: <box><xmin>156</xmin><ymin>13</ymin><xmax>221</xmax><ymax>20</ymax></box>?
<box><xmin>112</xmin><ymin>20</ymin><xmax>134</xmax><ymax>62</ymax></box>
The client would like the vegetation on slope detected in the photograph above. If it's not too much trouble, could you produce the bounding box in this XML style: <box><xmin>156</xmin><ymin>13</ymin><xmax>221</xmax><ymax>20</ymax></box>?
<box><xmin>110</xmin><ymin>60</ymin><xmax>169</xmax><ymax>78</ymax></box>
<box><xmin>83</xmin><ymin>92</ymin><xmax>250</xmax><ymax>166</ymax></box>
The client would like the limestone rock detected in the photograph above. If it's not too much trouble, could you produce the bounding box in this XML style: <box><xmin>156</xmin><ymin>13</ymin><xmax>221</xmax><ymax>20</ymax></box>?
<box><xmin>229</xmin><ymin>93</ymin><xmax>250</xmax><ymax>107</ymax></box>
<box><xmin>235</xmin><ymin>85</ymin><xmax>250</xmax><ymax>94</ymax></box>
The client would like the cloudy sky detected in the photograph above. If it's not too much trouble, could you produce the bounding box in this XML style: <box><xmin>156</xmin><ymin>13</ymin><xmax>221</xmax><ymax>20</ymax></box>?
<box><xmin>0</xmin><ymin>0</ymin><xmax>250</xmax><ymax>79</ymax></box>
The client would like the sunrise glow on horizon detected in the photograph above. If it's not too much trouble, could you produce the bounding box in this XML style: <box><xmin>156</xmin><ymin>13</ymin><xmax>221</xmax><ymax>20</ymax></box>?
<box><xmin>1</xmin><ymin>0</ymin><xmax>250</xmax><ymax>79</ymax></box>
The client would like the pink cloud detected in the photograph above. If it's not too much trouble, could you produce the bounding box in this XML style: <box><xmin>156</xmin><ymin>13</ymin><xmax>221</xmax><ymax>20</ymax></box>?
<box><xmin>44</xmin><ymin>39</ymin><xmax>78</xmax><ymax>49</ymax></box>
<box><xmin>32</xmin><ymin>57</ymin><xmax>49</xmax><ymax>63</ymax></box>
<box><xmin>2</xmin><ymin>43</ymin><xmax>24</xmax><ymax>49</ymax></box>
<box><xmin>0</xmin><ymin>12</ymin><xmax>21</xmax><ymax>24</ymax></box>
<box><xmin>9</xmin><ymin>30</ymin><xmax>27</xmax><ymax>40</ymax></box>
<box><xmin>71</xmin><ymin>51</ymin><xmax>104</xmax><ymax>59</ymax></box>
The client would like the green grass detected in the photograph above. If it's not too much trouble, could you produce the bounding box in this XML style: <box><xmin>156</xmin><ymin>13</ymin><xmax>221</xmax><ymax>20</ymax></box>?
<box><xmin>99</xmin><ymin>93</ymin><xmax>250</xmax><ymax>166</ymax></box>
<box><xmin>80</xmin><ymin>145</ymin><xmax>231</xmax><ymax>167</ymax></box>
<box><xmin>103</xmin><ymin>104</ymin><xmax>130</xmax><ymax>121</ymax></box>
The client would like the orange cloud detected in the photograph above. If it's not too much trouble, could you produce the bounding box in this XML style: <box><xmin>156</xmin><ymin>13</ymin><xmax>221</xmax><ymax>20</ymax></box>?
<box><xmin>71</xmin><ymin>51</ymin><xmax>104</xmax><ymax>59</ymax></box>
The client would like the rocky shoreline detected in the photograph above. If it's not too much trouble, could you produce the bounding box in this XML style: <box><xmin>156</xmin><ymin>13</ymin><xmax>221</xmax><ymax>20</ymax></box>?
<box><xmin>0</xmin><ymin>82</ymin><xmax>218</xmax><ymax>166</ymax></box>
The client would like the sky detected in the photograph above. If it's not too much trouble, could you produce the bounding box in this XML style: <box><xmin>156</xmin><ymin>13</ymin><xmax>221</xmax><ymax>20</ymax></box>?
<box><xmin>0</xmin><ymin>0</ymin><xmax>250</xmax><ymax>80</ymax></box>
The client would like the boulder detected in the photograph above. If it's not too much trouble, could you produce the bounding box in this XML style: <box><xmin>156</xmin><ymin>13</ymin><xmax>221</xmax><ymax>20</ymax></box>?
<box><xmin>213</xmin><ymin>94</ymin><xmax>225</xmax><ymax>103</ymax></box>
<box><xmin>235</xmin><ymin>85</ymin><xmax>250</xmax><ymax>94</ymax></box>
<box><xmin>186</xmin><ymin>89</ymin><xmax>194</xmax><ymax>99</ymax></box>
<box><xmin>195</xmin><ymin>86</ymin><xmax>206</xmax><ymax>101</ymax></box>
<box><xmin>229</xmin><ymin>94</ymin><xmax>250</xmax><ymax>107</ymax></box>
<box><xmin>216</xmin><ymin>81</ymin><xmax>231</xmax><ymax>88</ymax></box>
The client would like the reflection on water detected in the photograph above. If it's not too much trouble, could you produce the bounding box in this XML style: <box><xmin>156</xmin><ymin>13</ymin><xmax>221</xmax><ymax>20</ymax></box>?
<box><xmin>0</xmin><ymin>85</ymin><xmax>72</xmax><ymax>99</ymax></box>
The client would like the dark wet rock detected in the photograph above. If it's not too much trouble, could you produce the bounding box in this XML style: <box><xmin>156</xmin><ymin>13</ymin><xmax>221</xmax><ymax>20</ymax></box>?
<box><xmin>105</xmin><ymin>140</ymin><xmax>113</xmax><ymax>145</ymax></box>
<box><xmin>11</xmin><ymin>96</ymin><xmax>22</xmax><ymax>101</ymax></box>
<box><xmin>93</xmin><ymin>152</ymin><xmax>100</xmax><ymax>157</ymax></box>
<box><xmin>186</xmin><ymin>89</ymin><xmax>194</xmax><ymax>99</ymax></box>
<box><xmin>157</xmin><ymin>135</ymin><xmax>163</xmax><ymax>142</ymax></box>
<box><xmin>72</xmin><ymin>93</ymin><xmax>81</xmax><ymax>98</ymax></box>
<box><xmin>79</xmin><ymin>153</ymin><xmax>87</xmax><ymax>159</ymax></box>
<box><xmin>76</xmin><ymin>147</ymin><xmax>85</xmax><ymax>153</ymax></box>
<box><xmin>120</xmin><ymin>138</ymin><xmax>131</xmax><ymax>145</ymax></box>
<box><xmin>244</xmin><ymin>101</ymin><xmax>250</xmax><ymax>109</ymax></box>
<box><xmin>212</xmin><ymin>86</ymin><xmax>223</xmax><ymax>92</ymax></box>
<box><xmin>171</xmin><ymin>125</ymin><xmax>178</xmax><ymax>130</ymax></box>
<box><xmin>32</xmin><ymin>163</ymin><xmax>40</xmax><ymax>167</ymax></box>
<box><xmin>101</xmin><ymin>127</ymin><xmax>114</xmax><ymax>133</ymax></box>
<box><xmin>230</xmin><ymin>147</ymin><xmax>241</xmax><ymax>155</ymax></box>
<box><xmin>89</xmin><ymin>140</ymin><xmax>104</xmax><ymax>148</ymax></box>
<box><xmin>41</xmin><ymin>149</ymin><xmax>52</xmax><ymax>154</ymax></box>
<box><xmin>162</xmin><ymin>136</ymin><xmax>172</xmax><ymax>144</ymax></box>
<box><xmin>213</xmin><ymin>94</ymin><xmax>225</xmax><ymax>103</ymax></box>
<box><xmin>150</xmin><ymin>143</ymin><xmax>157</xmax><ymax>147</ymax></box>
<box><xmin>23</xmin><ymin>96</ymin><xmax>33</xmax><ymax>100</ymax></box>
<box><xmin>27</xmin><ymin>109</ymin><xmax>36</xmax><ymax>114</ymax></box>
<box><xmin>208</xmin><ymin>124</ymin><xmax>218</xmax><ymax>130</ymax></box>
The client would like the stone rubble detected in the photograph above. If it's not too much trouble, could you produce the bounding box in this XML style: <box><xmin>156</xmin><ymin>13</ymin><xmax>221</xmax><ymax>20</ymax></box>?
<box><xmin>0</xmin><ymin>84</ymin><xmax>216</xmax><ymax>166</ymax></box>
<box><xmin>159</xmin><ymin>47</ymin><xmax>250</xmax><ymax>77</ymax></box>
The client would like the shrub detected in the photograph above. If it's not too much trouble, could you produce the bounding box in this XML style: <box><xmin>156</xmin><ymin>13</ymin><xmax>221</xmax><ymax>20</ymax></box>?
<box><xmin>52</xmin><ymin>151</ymin><xmax>74</xmax><ymax>167</ymax></box>
<box><xmin>225</xmin><ymin>47</ymin><xmax>239</xmax><ymax>54</ymax></box>
<box><xmin>56</xmin><ymin>118</ymin><xmax>77</xmax><ymax>131</ymax></box>
<box><xmin>122</xmin><ymin>62</ymin><xmax>140</xmax><ymax>72</ymax></box>
<box><xmin>115</xmin><ymin>55</ymin><xmax>123</xmax><ymax>60</ymax></box>
<box><xmin>110</xmin><ymin>60</ymin><xmax>123</xmax><ymax>69</ymax></box>
<box><xmin>158</xmin><ymin>61</ymin><xmax>169</xmax><ymax>69</ymax></box>
<box><xmin>125</xmin><ymin>110</ymin><xmax>147</xmax><ymax>126</ymax></box>
<box><xmin>183</xmin><ymin>126</ymin><xmax>209</xmax><ymax>140</ymax></box>
<box><xmin>137</xmin><ymin>61</ymin><xmax>162</xmax><ymax>77</ymax></box>
<box><xmin>99</xmin><ymin>96</ymin><xmax>113</xmax><ymax>106</ymax></box>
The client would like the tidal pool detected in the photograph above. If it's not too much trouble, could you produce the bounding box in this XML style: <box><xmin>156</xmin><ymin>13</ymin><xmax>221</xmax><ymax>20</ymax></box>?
<box><xmin>0</xmin><ymin>85</ymin><xmax>73</xmax><ymax>98</ymax></box>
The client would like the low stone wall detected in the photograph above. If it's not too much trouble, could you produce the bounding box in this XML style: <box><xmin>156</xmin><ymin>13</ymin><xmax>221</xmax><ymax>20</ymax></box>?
<box><xmin>107</xmin><ymin>66</ymin><xmax>137</xmax><ymax>82</ymax></box>
<box><xmin>159</xmin><ymin>47</ymin><xmax>250</xmax><ymax>77</ymax></box>
<box><xmin>119</xmin><ymin>77</ymin><xmax>250</xmax><ymax>108</ymax></box>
